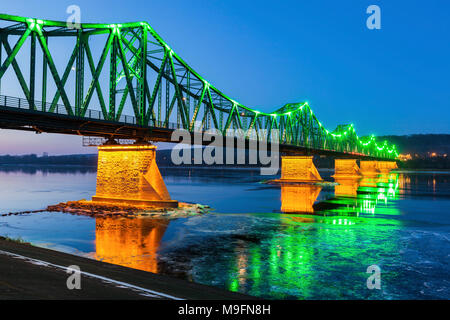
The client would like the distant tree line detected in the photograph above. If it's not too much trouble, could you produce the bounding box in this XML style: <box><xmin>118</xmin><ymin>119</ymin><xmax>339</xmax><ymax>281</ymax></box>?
<box><xmin>397</xmin><ymin>157</ymin><xmax>450</xmax><ymax>169</ymax></box>
<box><xmin>0</xmin><ymin>154</ymin><xmax>97</xmax><ymax>166</ymax></box>
<box><xmin>378</xmin><ymin>134</ymin><xmax>450</xmax><ymax>155</ymax></box>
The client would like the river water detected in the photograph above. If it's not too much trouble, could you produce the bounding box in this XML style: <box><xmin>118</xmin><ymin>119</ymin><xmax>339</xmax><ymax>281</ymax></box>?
<box><xmin>0</xmin><ymin>166</ymin><xmax>449</xmax><ymax>299</ymax></box>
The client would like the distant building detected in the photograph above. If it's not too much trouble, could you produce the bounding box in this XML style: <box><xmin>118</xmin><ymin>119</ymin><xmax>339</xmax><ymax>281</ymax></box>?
<box><xmin>398</xmin><ymin>153</ymin><xmax>412</xmax><ymax>161</ymax></box>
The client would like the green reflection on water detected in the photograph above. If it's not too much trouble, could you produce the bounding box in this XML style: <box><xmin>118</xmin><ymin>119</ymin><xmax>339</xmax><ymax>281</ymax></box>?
<box><xmin>225</xmin><ymin>173</ymin><xmax>403</xmax><ymax>299</ymax></box>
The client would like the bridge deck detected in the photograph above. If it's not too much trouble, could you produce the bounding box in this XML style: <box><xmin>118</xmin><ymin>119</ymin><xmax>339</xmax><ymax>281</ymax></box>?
<box><xmin>0</xmin><ymin>95</ymin><xmax>378</xmax><ymax>159</ymax></box>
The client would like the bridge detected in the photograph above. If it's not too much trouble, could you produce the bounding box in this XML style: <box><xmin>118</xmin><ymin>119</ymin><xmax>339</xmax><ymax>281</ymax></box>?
<box><xmin>0</xmin><ymin>14</ymin><xmax>398</xmax><ymax>159</ymax></box>
<box><xmin>0</xmin><ymin>14</ymin><xmax>399</xmax><ymax>208</ymax></box>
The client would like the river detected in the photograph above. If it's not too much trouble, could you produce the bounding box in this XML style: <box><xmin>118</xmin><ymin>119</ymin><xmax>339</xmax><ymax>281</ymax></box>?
<box><xmin>0</xmin><ymin>166</ymin><xmax>448</xmax><ymax>299</ymax></box>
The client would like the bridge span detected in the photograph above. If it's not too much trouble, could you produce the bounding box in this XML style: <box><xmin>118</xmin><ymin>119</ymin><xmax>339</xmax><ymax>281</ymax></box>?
<box><xmin>0</xmin><ymin>14</ymin><xmax>398</xmax><ymax>160</ymax></box>
<box><xmin>0</xmin><ymin>14</ymin><xmax>400</xmax><ymax>208</ymax></box>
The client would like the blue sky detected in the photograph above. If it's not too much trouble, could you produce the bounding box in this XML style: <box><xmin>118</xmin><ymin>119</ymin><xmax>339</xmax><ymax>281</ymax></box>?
<box><xmin>0</xmin><ymin>0</ymin><xmax>449</xmax><ymax>154</ymax></box>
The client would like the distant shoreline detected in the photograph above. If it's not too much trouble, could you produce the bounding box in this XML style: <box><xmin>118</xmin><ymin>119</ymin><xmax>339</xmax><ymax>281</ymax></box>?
<box><xmin>1</xmin><ymin>163</ymin><xmax>450</xmax><ymax>174</ymax></box>
<box><xmin>1</xmin><ymin>149</ymin><xmax>449</xmax><ymax>170</ymax></box>
<box><xmin>0</xmin><ymin>163</ymin><xmax>96</xmax><ymax>167</ymax></box>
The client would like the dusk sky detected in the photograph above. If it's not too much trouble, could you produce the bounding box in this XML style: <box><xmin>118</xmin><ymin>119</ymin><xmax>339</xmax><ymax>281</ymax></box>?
<box><xmin>0</xmin><ymin>0</ymin><xmax>449</xmax><ymax>155</ymax></box>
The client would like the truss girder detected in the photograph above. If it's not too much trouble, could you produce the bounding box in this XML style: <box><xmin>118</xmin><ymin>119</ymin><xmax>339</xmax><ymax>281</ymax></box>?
<box><xmin>0</xmin><ymin>14</ymin><xmax>398</xmax><ymax>159</ymax></box>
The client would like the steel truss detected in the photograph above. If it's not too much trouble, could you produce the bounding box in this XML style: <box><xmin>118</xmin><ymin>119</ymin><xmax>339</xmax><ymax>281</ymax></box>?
<box><xmin>0</xmin><ymin>14</ymin><xmax>398</xmax><ymax>159</ymax></box>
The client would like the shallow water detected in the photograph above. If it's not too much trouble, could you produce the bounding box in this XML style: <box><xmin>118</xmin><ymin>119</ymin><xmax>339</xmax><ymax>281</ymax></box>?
<box><xmin>0</xmin><ymin>166</ymin><xmax>449</xmax><ymax>299</ymax></box>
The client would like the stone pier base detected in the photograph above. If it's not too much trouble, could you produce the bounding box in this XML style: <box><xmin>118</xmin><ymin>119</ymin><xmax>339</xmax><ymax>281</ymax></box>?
<box><xmin>360</xmin><ymin>160</ymin><xmax>398</xmax><ymax>176</ymax></box>
<box><xmin>92</xmin><ymin>144</ymin><xmax>178</xmax><ymax>208</ymax></box>
<box><xmin>376</xmin><ymin>161</ymin><xmax>398</xmax><ymax>173</ymax></box>
<box><xmin>277</xmin><ymin>156</ymin><xmax>323</xmax><ymax>182</ymax></box>
<box><xmin>360</xmin><ymin>161</ymin><xmax>381</xmax><ymax>176</ymax></box>
<box><xmin>333</xmin><ymin>159</ymin><xmax>361</xmax><ymax>178</ymax></box>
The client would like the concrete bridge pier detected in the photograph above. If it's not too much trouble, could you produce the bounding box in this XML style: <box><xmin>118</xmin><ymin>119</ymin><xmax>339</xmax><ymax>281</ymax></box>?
<box><xmin>92</xmin><ymin>144</ymin><xmax>178</xmax><ymax>208</ymax></box>
<box><xmin>360</xmin><ymin>160</ymin><xmax>398</xmax><ymax>175</ymax></box>
<box><xmin>279</xmin><ymin>156</ymin><xmax>323</xmax><ymax>182</ymax></box>
<box><xmin>332</xmin><ymin>159</ymin><xmax>362</xmax><ymax>197</ymax></box>
<box><xmin>360</xmin><ymin>161</ymin><xmax>381</xmax><ymax>176</ymax></box>
<box><xmin>376</xmin><ymin>161</ymin><xmax>398</xmax><ymax>174</ymax></box>
<box><xmin>333</xmin><ymin>159</ymin><xmax>362</xmax><ymax>178</ymax></box>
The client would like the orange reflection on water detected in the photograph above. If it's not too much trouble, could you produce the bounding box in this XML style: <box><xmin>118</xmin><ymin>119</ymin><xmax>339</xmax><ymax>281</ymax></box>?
<box><xmin>334</xmin><ymin>178</ymin><xmax>361</xmax><ymax>197</ymax></box>
<box><xmin>95</xmin><ymin>217</ymin><xmax>168</xmax><ymax>273</ymax></box>
<box><xmin>360</xmin><ymin>176</ymin><xmax>378</xmax><ymax>188</ymax></box>
<box><xmin>281</xmin><ymin>184</ymin><xmax>322</xmax><ymax>213</ymax></box>
<box><xmin>376</xmin><ymin>174</ymin><xmax>391</xmax><ymax>185</ymax></box>
<box><xmin>397</xmin><ymin>174</ymin><xmax>409</xmax><ymax>190</ymax></box>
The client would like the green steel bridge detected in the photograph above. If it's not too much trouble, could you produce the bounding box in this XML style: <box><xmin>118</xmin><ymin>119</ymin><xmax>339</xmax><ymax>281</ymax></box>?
<box><xmin>0</xmin><ymin>14</ymin><xmax>398</xmax><ymax>159</ymax></box>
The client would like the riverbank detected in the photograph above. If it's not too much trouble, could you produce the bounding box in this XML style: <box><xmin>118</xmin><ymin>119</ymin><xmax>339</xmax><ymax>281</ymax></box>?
<box><xmin>0</xmin><ymin>237</ymin><xmax>252</xmax><ymax>300</ymax></box>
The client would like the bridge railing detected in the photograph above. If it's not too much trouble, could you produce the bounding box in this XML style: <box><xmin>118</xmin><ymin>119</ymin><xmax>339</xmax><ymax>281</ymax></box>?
<box><xmin>0</xmin><ymin>94</ymin><xmax>187</xmax><ymax>130</ymax></box>
<box><xmin>0</xmin><ymin>94</ymin><xmax>129</xmax><ymax>122</ymax></box>
<box><xmin>0</xmin><ymin>94</ymin><xmax>241</xmax><ymax>134</ymax></box>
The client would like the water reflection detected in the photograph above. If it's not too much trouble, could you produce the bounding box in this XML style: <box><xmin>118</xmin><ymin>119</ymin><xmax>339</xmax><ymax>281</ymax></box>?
<box><xmin>360</xmin><ymin>176</ymin><xmax>378</xmax><ymax>188</ymax></box>
<box><xmin>281</xmin><ymin>184</ymin><xmax>322</xmax><ymax>213</ymax></box>
<box><xmin>95</xmin><ymin>217</ymin><xmax>169</xmax><ymax>273</ymax></box>
<box><xmin>334</xmin><ymin>178</ymin><xmax>360</xmax><ymax>197</ymax></box>
<box><xmin>0</xmin><ymin>168</ymin><xmax>448</xmax><ymax>299</ymax></box>
<box><xmin>221</xmin><ymin>212</ymin><xmax>403</xmax><ymax>299</ymax></box>
<box><xmin>280</xmin><ymin>173</ymin><xmax>401</xmax><ymax>216</ymax></box>
<box><xmin>222</xmin><ymin>174</ymin><xmax>405</xmax><ymax>298</ymax></box>
<box><xmin>96</xmin><ymin>177</ymin><xmax>402</xmax><ymax>298</ymax></box>
<box><xmin>226</xmin><ymin>222</ymin><xmax>317</xmax><ymax>298</ymax></box>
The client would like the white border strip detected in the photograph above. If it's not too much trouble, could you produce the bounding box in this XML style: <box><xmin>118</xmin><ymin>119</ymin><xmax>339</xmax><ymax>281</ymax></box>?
<box><xmin>0</xmin><ymin>249</ymin><xmax>184</xmax><ymax>300</ymax></box>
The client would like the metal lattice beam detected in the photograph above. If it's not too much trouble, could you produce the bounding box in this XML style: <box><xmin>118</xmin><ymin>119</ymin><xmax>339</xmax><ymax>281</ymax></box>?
<box><xmin>0</xmin><ymin>14</ymin><xmax>399</xmax><ymax>159</ymax></box>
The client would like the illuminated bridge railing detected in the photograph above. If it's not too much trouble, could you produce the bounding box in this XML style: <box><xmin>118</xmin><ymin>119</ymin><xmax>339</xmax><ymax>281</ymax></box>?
<box><xmin>0</xmin><ymin>94</ymin><xmax>184</xmax><ymax>129</ymax></box>
<box><xmin>0</xmin><ymin>14</ymin><xmax>398</xmax><ymax>159</ymax></box>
